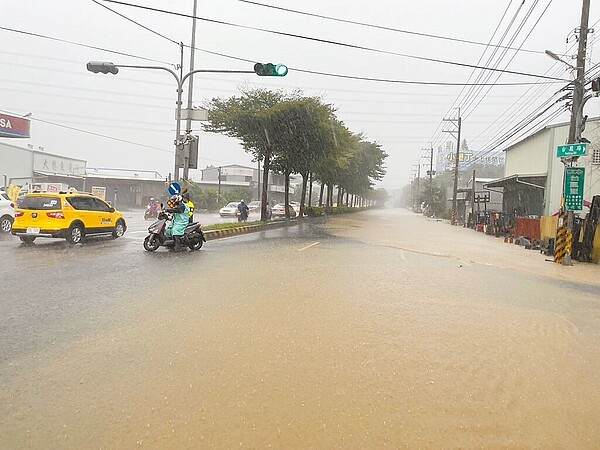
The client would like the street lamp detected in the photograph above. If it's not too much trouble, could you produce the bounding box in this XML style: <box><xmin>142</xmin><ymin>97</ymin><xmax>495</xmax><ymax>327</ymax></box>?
<box><xmin>86</xmin><ymin>61</ymin><xmax>288</xmax><ymax>182</ymax></box>
<box><xmin>544</xmin><ymin>50</ymin><xmax>578</xmax><ymax>71</ymax></box>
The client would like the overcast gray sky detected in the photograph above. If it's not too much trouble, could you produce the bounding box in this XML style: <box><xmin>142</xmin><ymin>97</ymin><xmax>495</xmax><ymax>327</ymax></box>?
<box><xmin>1</xmin><ymin>0</ymin><xmax>599</xmax><ymax>189</ymax></box>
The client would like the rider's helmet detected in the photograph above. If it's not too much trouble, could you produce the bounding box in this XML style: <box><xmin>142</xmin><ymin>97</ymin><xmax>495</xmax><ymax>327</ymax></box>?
<box><xmin>167</xmin><ymin>194</ymin><xmax>181</xmax><ymax>208</ymax></box>
<box><xmin>182</xmin><ymin>192</ymin><xmax>190</xmax><ymax>201</ymax></box>
<box><xmin>150</xmin><ymin>197</ymin><xmax>155</xmax><ymax>201</ymax></box>
<box><xmin>240</xmin><ymin>199</ymin><xmax>245</xmax><ymax>203</ymax></box>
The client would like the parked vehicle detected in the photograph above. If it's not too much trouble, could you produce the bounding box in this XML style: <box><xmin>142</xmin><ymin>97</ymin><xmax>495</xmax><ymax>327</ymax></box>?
<box><xmin>0</xmin><ymin>190</ymin><xmax>14</xmax><ymax>234</ymax></box>
<box><xmin>143</xmin><ymin>210</ymin><xmax>205</xmax><ymax>252</ymax></box>
<box><xmin>290</xmin><ymin>201</ymin><xmax>301</xmax><ymax>216</ymax></box>
<box><xmin>271</xmin><ymin>203</ymin><xmax>297</xmax><ymax>219</ymax></box>
<box><xmin>219</xmin><ymin>202</ymin><xmax>241</xmax><ymax>217</ymax></box>
<box><xmin>247</xmin><ymin>201</ymin><xmax>261</xmax><ymax>213</ymax></box>
<box><xmin>11</xmin><ymin>192</ymin><xmax>126</xmax><ymax>245</ymax></box>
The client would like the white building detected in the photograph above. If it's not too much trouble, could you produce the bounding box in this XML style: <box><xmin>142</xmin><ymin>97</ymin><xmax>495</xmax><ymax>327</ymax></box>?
<box><xmin>485</xmin><ymin>117</ymin><xmax>600</xmax><ymax>217</ymax></box>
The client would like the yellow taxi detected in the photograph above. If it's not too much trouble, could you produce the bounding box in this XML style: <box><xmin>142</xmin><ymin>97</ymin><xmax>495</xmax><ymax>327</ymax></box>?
<box><xmin>11</xmin><ymin>191</ymin><xmax>127</xmax><ymax>245</ymax></box>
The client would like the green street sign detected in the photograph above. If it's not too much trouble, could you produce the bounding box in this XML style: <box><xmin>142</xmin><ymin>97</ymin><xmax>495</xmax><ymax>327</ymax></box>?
<box><xmin>564</xmin><ymin>167</ymin><xmax>585</xmax><ymax>211</ymax></box>
<box><xmin>557</xmin><ymin>143</ymin><xmax>587</xmax><ymax>158</ymax></box>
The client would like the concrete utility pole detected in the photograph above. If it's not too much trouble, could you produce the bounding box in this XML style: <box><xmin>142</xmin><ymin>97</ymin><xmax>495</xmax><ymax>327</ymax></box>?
<box><xmin>563</xmin><ymin>0</ymin><xmax>590</xmax><ymax>265</ymax></box>
<box><xmin>471</xmin><ymin>169</ymin><xmax>476</xmax><ymax>229</ymax></box>
<box><xmin>218</xmin><ymin>166</ymin><xmax>222</xmax><ymax>202</ymax></box>
<box><xmin>443</xmin><ymin>110</ymin><xmax>462</xmax><ymax>225</ymax></box>
<box><xmin>428</xmin><ymin>145</ymin><xmax>434</xmax><ymax>215</ymax></box>
<box><xmin>182</xmin><ymin>0</ymin><xmax>198</xmax><ymax>182</ymax></box>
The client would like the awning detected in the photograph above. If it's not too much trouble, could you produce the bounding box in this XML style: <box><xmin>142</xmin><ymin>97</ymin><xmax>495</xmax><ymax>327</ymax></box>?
<box><xmin>484</xmin><ymin>173</ymin><xmax>546</xmax><ymax>190</ymax></box>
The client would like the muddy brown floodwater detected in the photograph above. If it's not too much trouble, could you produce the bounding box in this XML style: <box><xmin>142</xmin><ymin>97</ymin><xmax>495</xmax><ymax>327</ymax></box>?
<box><xmin>2</xmin><ymin>210</ymin><xmax>600</xmax><ymax>448</ymax></box>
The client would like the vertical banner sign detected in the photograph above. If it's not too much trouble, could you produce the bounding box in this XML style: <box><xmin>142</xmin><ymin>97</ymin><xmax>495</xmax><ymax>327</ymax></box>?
<box><xmin>564</xmin><ymin>167</ymin><xmax>585</xmax><ymax>211</ymax></box>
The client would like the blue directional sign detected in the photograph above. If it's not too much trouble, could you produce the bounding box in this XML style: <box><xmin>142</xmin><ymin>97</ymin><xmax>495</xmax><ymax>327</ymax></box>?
<box><xmin>168</xmin><ymin>182</ymin><xmax>182</xmax><ymax>195</ymax></box>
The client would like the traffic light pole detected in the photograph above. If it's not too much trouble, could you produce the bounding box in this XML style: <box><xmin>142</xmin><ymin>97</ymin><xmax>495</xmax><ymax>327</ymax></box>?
<box><xmin>91</xmin><ymin>64</ymin><xmax>253</xmax><ymax>183</ymax></box>
<box><xmin>183</xmin><ymin>0</ymin><xmax>198</xmax><ymax>182</ymax></box>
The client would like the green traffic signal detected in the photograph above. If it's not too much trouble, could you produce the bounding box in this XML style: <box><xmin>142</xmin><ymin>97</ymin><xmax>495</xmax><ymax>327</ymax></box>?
<box><xmin>254</xmin><ymin>62</ymin><xmax>288</xmax><ymax>77</ymax></box>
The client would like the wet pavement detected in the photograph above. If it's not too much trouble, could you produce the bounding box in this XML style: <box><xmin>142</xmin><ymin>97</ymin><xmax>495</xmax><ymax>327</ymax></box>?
<box><xmin>1</xmin><ymin>209</ymin><xmax>600</xmax><ymax>448</ymax></box>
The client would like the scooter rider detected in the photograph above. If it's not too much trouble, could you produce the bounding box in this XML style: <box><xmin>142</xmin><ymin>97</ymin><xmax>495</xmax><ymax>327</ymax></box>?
<box><xmin>165</xmin><ymin>194</ymin><xmax>190</xmax><ymax>252</ymax></box>
<box><xmin>238</xmin><ymin>199</ymin><xmax>249</xmax><ymax>222</ymax></box>
<box><xmin>182</xmin><ymin>191</ymin><xmax>194</xmax><ymax>224</ymax></box>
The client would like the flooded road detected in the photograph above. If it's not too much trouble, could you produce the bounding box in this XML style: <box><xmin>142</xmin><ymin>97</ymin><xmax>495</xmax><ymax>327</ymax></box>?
<box><xmin>2</xmin><ymin>210</ymin><xmax>600</xmax><ymax>448</ymax></box>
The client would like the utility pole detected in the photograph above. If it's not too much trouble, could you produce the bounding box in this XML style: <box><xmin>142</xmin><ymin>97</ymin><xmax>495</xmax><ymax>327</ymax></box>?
<box><xmin>563</xmin><ymin>0</ymin><xmax>590</xmax><ymax>266</ymax></box>
<box><xmin>412</xmin><ymin>162</ymin><xmax>421</xmax><ymax>211</ymax></box>
<box><xmin>421</xmin><ymin>146</ymin><xmax>434</xmax><ymax>216</ymax></box>
<box><xmin>427</xmin><ymin>145</ymin><xmax>434</xmax><ymax>216</ymax></box>
<box><xmin>443</xmin><ymin>109</ymin><xmax>462</xmax><ymax>225</ymax></box>
<box><xmin>218</xmin><ymin>166</ymin><xmax>222</xmax><ymax>203</ymax></box>
<box><xmin>182</xmin><ymin>0</ymin><xmax>198</xmax><ymax>182</ymax></box>
<box><xmin>471</xmin><ymin>169</ymin><xmax>476</xmax><ymax>229</ymax></box>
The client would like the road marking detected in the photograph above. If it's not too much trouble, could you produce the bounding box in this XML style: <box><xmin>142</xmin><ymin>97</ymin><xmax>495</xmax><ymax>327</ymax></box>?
<box><xmin>298</xmin><ymin>241</ymin><xmax>320</xmax><ymax>252</ymax></box>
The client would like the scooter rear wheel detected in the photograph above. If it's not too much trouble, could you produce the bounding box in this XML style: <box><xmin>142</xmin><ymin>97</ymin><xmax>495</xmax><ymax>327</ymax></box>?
<box><xmin>143</xmin><ymin>235</ymin><xmax>161</xmax><ymax>252</ymax></box>
<box><xmin>188</xmin><ymin>236</ymin><xmax>203</xmax><ymax>251</ymax></box>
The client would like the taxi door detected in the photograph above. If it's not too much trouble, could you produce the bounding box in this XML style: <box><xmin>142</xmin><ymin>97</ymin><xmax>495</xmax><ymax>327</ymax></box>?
<box><xmin>66</xmin><ymin>196</ymin><xmax>101</xmax><ymax>230</ymax></box>
<box><xmin>92</xmin><ymin>198</ymin><xmax>115</xmax><ymax>230</ymax></box>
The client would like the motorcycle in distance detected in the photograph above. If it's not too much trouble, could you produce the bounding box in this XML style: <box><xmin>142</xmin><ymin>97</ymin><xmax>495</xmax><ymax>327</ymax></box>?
<box><xmin>143</xmin><ymin>209</ymin><xmax>206</xmax><ymax>252</ymax></box>
<box><xmin>237</xmin><ymin>209</ymin><xmax>249</xmax><ymax>223</ymax></box>
<box><xmin>144</xmin><ymin>200</ymin><xmax>159</xmax><ymax>220</ymax></box>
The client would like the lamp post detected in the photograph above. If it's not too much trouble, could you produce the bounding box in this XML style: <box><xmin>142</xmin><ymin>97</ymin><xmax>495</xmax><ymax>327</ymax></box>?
<box><xmin>86</xmin><ymin>62</ymin><xmax>257</xmax><ymax>182</ymax></box>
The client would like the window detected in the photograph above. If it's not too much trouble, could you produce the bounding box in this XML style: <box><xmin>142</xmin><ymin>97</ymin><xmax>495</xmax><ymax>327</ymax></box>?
<box><xmin>593</xmin><ymin>145</ymin><xmax>600</xmax><ymax>165</ymax></box>
<box><xmin>17</xmin><ymin>196</ymin><xmax>61</xmax><ymax>210</ymax></box>
<box><xmin>91</xmin><ymin>198</ymin><xmax>112</xmax><ymax>212</ymax></box>
<box><xmin>67</xmin><ymin>196</ymin><xmax>96</xmax><ymax>211</ymax></box>
<box><xmin>1</xmin><ymin>193</ymin><xmax>9</xmax><ymax>201</ymax></box>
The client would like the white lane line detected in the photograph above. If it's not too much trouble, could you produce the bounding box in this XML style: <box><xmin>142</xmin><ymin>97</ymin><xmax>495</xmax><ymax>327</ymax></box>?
<box><xmin>298</xmin><ymin>241</ymin><xmax>320</xmax><ymax>252</ymax></box>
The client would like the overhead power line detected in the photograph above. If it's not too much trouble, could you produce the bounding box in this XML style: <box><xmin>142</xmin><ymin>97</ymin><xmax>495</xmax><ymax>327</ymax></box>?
<box><xmin>100</xmin><ymin>0</ymin><xmax>568</xmax><ymax>81</ymax></box>
<box><xmin>0</xmin><ymin>24</ymin><xmax>564</xmax><ymax>87</ymax></box>
<box><xmin>235</xmin><ymin>0</ymin><xmax>545</xmax><ymax>55</ymax></box>
<box><xmin>0</xmin><ymin>26</ymin><xmax>172</xmax><ymax>65</ymax></box>
<box><xmin>0</xmin><ymin>108</ymin><xmax>172</xmax><ymax>153</ymax></box>
<box><xmin>90</xmin><ymin>0</ymin><xmax>180</xmax><ymax>45</ymax></box>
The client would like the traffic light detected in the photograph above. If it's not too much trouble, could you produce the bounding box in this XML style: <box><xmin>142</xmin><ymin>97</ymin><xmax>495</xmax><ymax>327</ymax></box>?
<box><xmin>592</xmin><ymin>77</ymin><xmax>600</xmax><ymax>92</ymax></box>
<box><xmin>253</xmin><ymin>63</ymin><xmax>288</xmax><ymax>77</ymax></box>
<box><xmin>86</xmin><ymin>61</ymin><xmax>119</xmax><ymax>75</ymax></box>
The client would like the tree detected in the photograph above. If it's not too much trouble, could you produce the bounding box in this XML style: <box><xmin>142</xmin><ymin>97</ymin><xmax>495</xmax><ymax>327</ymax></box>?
<box><xmin>204</xmin><ymin>88</ymin><xmax>289</xmax><ymax>221</ymax></box>
<box><xmin>268</xmin><ymin>96</ymin><xmax>339</xmax><ymax>217</ymax></box>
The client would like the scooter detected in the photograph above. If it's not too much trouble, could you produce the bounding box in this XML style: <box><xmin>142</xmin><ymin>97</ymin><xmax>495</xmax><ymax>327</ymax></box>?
<box><xmin>144</xmin><ymin>205</ymin><xmax>158</xmax><ymax>221</ymax></box>
<box><xmin>143</xmin><ymin>210</ymin><xmax>205</xmax><ymax>252</ymax></box>
<box><xmin>237</xmin><ymin>209</ymin><xmax>249</xmax><ymax>223</ymax></box>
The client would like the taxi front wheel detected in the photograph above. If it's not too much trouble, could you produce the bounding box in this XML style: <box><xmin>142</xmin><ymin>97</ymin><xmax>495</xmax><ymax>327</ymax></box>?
<box><xmin>67</xmin><ymin>223</ymin><xmax>84</xmax><ymax>245</ymax></box>
<box><xmin>112</xmin><ymin>220</ymin><xmax>125</xmax><ymax>238</ymax></box>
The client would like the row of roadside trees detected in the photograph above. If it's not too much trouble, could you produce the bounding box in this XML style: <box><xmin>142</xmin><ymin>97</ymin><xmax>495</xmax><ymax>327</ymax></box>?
<box><xmin>203</xmin><ymin>88</ymin><xmax>388</xmax><ymax>220</ymax></box>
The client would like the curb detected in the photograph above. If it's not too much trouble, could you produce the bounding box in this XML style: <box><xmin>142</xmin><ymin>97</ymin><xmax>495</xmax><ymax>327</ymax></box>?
<box><xmin>203</xmin><ymin>219</ymin><xmax>298</xmax><ymax>241</ymax></box>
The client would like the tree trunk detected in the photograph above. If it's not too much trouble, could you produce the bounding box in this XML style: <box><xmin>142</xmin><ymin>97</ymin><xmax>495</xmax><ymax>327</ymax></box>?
<box><xmin>345</xmin><ymin>191</ymin><xmax>349</xmax><ymax>207</ymax></box>
<box><xmin>284</xmin><ymin>171</ymin><xmax>290</xmax><ymax>219</ymax></box>
<box><xmin>319</xmin><ymin>183</ymin><xmax>325</xmax><ymax>207</ymax></box>
<box><xmin>308</xmin><ymin>173</ymin><xmax>313</xmax><ymax>207</ymax></box>
<box><xmin>337</xmin><ymin>188</ymin><xmax>343</xmax><ymax>207</ymax></box>
<box><xmin>300</xmin><ymin>172</ymin><xmax>308</xmax><ymax>218</ymax></box>
<box><xmin>328</xmin><ymin>184</ymin><xmax>334</xmax><ymax>207</ymax></box>
<box><xmin>260</xmin><ymin>148</ymin><xmax>271</xmax><ymax>221</ymax></box>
